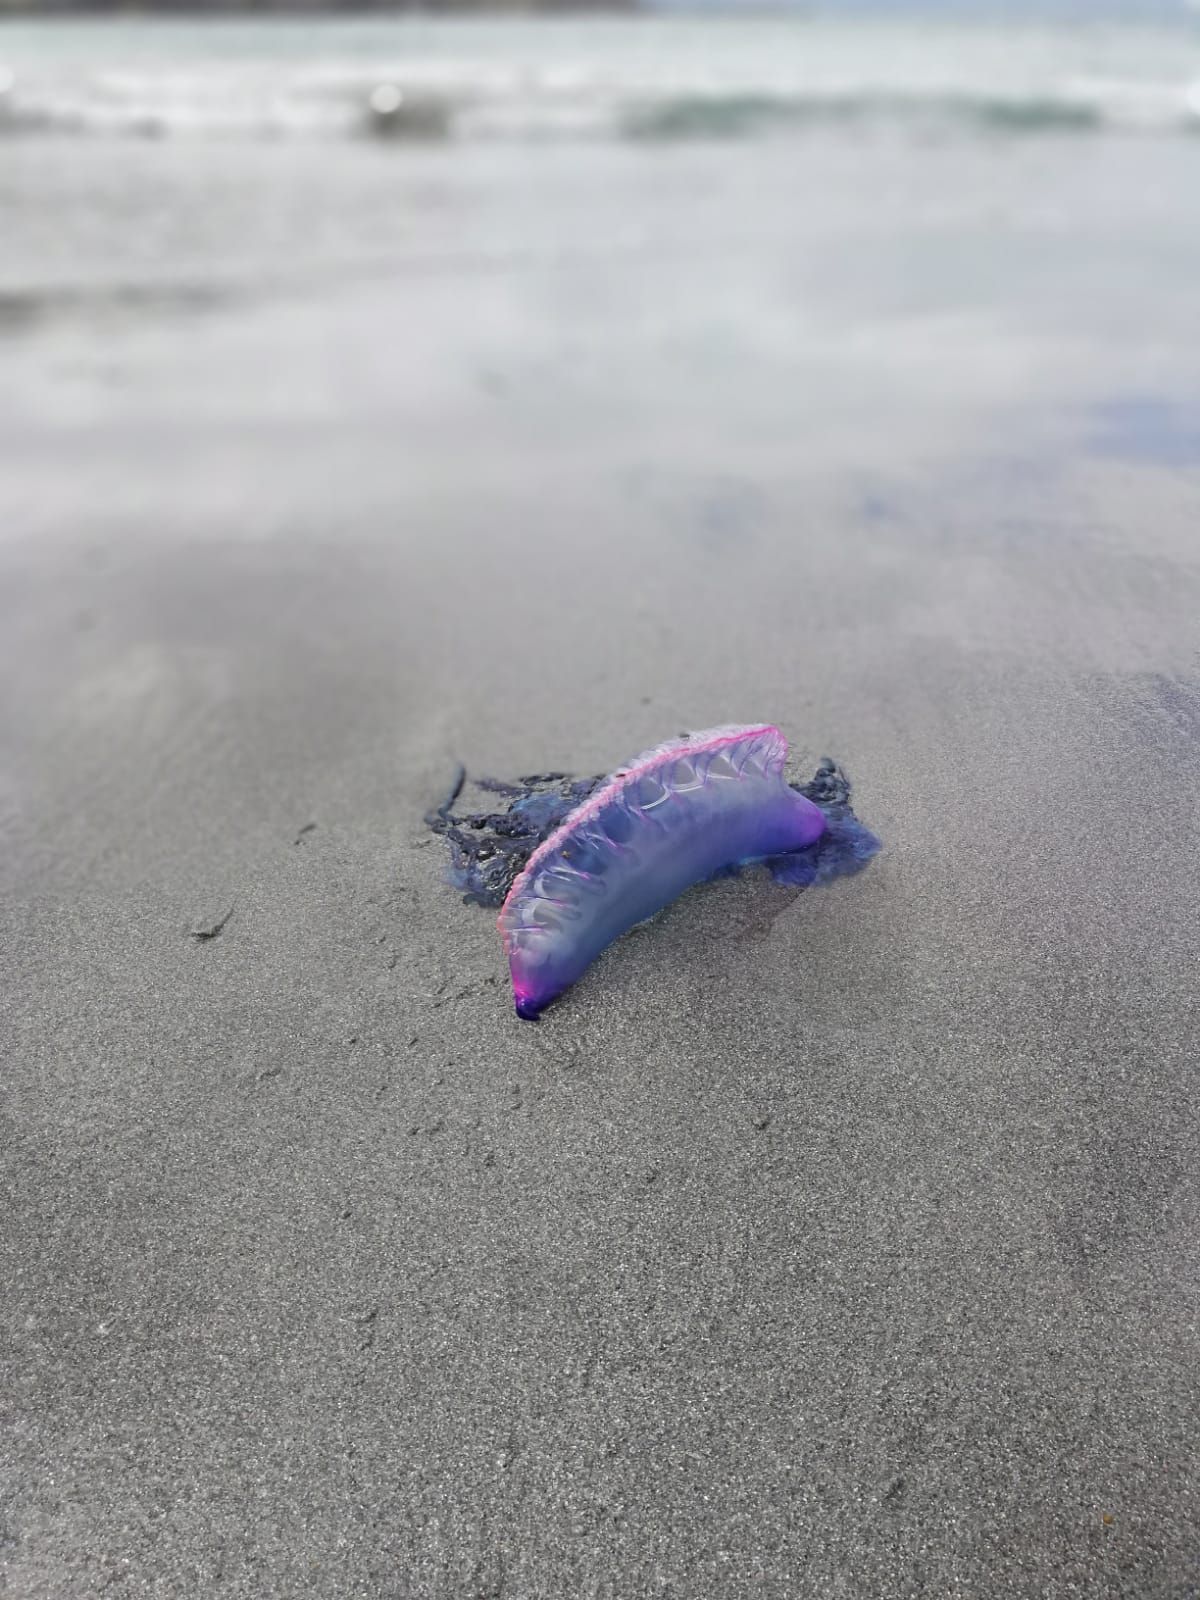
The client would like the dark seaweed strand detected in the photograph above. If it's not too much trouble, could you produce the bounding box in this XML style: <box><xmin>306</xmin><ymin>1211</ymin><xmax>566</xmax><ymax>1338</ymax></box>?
<box><xmin>424</xmin><ymin>763</ymin><xmax>467</xmax><ymax>827</ymax></box>
<box><xmin>792</xmin><ymin>755</ymin><xmax>853</xmax><ymax>813</ymax></box>
<box><xmin>425</xmin><ymin>769</ymin><xmax>606</xmax><ymax>908</ymax></box>
<box><xmin>775</xmin><ymin>757</ymin><xmax>881</xmax><ymax>885</ymax></box>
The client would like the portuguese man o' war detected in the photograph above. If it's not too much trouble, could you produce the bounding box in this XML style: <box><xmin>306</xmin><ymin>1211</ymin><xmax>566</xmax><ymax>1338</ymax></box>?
<box><xmin>426</xmin><ymin>723</ymin><xmax>880</xmax><ymax>1020</ymax></box>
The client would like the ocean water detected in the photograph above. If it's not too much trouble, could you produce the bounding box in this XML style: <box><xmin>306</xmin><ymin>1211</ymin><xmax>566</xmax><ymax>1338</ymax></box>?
<box><xmin>1</xmin><ymin>10</ymin><xmax>1198</xmax><ymax>512</ymax></box>
<box><xmin>3</xmin><ymin>11</ymin><xmax>1200</xmax><ymax>145</ymax></box>
<box><xmin>2</xmin><ymin>11</ymin><xmax>1200</xmax><ymax>314</ymax></box>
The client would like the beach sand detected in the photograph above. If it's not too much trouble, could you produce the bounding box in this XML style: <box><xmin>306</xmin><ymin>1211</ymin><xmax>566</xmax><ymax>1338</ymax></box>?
<box><xmin>2</xmin><ymin>124</ymin><xmax>1199</xmax><ymax>1597</ymax></box>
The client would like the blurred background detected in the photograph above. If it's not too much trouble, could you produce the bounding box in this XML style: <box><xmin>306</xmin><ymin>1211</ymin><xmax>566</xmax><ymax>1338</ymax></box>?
<box><xmin>3</xmin><ymin>0</ymin><xmax>1200</xmax><ymax>867</ymax></box>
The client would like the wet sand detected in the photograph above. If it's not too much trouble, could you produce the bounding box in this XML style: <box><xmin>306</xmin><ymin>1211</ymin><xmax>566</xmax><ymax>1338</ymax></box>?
<box><xmin>2</xmin><ymin>134</ymin><xmax>1199</xmax><ymax>1597</ymax></box>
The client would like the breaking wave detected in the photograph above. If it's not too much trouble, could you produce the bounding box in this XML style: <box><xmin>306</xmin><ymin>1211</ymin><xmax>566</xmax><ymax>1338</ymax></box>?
<box><xmin>2</xmin><ymin>40</ymin><xmax>1199</xmax><ymax>145</ymax></box>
